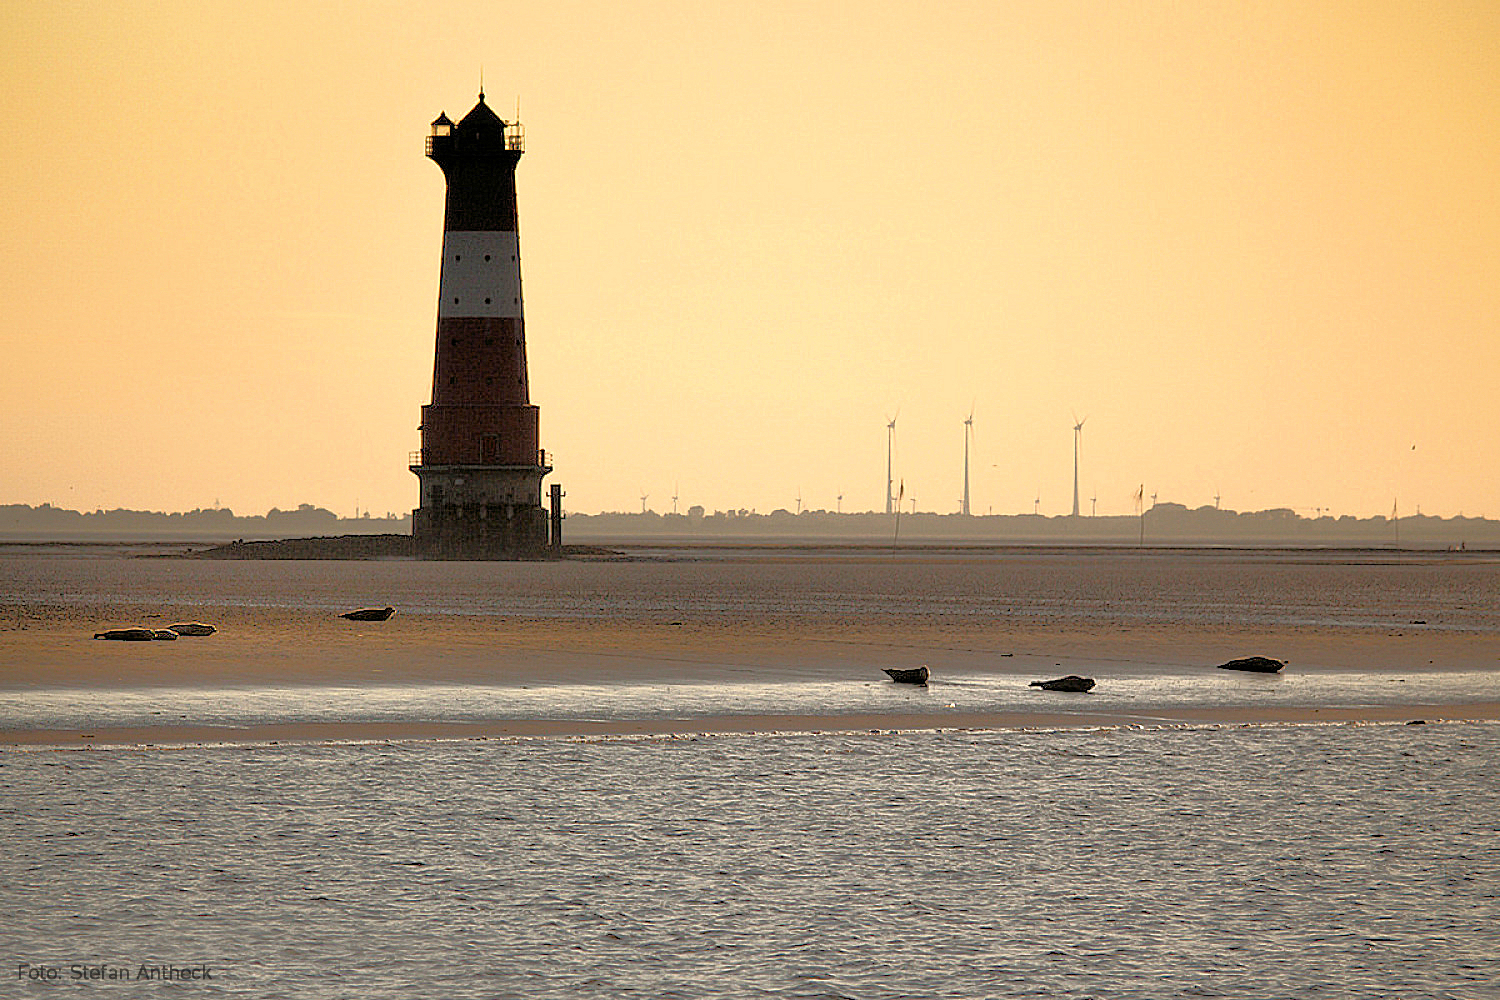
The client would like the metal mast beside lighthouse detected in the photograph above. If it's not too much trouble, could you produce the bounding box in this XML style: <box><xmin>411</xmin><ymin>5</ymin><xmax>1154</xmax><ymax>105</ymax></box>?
<box><xmin>410</xmin><ymin>93</ymin><xmax>552</xmax><ymax>557</ymax></box>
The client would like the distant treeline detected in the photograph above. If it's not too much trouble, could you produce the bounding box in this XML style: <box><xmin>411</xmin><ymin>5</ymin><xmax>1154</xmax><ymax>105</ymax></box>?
<box><xmin>564</xmin><ymin>502</ymin><xmax>1498</xmax><ymax>548</ymax></box>
<box><xmin>4</xmin><ymin>501</ymin><xmax>1496</xmax><ymax>548</ymax></box>
<box><xmin>1</xmin><ymin>503</ymin><xmax>410</xmax><ymax>541</ymax></box>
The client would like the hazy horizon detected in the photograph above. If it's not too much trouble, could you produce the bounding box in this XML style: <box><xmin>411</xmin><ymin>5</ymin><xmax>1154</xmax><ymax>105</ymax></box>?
<box><xmin>5</xmin><ymin>2</ymin><xmax>1497</xmax><ymax>520</ymax></box>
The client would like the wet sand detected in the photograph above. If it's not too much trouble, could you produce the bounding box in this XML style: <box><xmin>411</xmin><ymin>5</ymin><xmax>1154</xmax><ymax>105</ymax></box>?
<box><xmin>5</xmin><ymin>606</ymin><xmax>1497</xmax><ymax>685</ymax></box>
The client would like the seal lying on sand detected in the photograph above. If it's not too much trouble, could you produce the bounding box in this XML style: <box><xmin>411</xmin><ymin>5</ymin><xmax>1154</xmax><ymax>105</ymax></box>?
<box><xmin>1030</xmin><ymin>675</ymin><xmax>1096</xmax><ymax>692</ymax></box>
<box><xmin>150</xmin><ymin>629</ymin><xmax>178</xmax><ymax>641</ymax></box>
<box><xmin>1216</xmin><ymin>656</ymin><xmax>1285</xmax><ymax>673</ymax></box>
<box><xmin>168</xmin><ymin>622</ymin><xmax>216</xmax><ymax>636</ymax></box>
<box><xmin>93</xmin><ymin>628</ymin><xmax>157</xmax><ymax>641</ymax></box>
<box><xmin>340</xmin><ymin>606</ymin><xmax>396</xmax><ymax>622</ymax></box>
<box><xmin>883</xmin><ymin>665</ymin><xmax>929</xmax><ymax>685</ymax></box>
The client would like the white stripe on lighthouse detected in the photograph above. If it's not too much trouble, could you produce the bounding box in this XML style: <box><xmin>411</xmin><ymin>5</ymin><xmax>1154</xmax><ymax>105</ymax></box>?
<box><xmin>437</xmin><ymin>231</ymin><xmax>523</xmax><ymax>319</ymax></box>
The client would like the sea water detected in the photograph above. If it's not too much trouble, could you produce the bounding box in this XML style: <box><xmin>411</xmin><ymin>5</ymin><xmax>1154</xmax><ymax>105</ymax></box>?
<box><xmin>3</xmin><ymin>724</ymin><xmax>1498</xmax><ymax>998</ymax></box>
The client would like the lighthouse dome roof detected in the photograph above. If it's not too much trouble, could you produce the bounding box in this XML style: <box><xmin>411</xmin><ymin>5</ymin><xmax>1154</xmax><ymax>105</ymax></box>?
<box><xmin>457</xmin><ymin>97</ymin><xmax>505</xmax><ymax>131</ymax></box>
<box><xmin>431</xmin><ymin>112</ymin><xmax>454</xmax><ymax>127</ymax></box>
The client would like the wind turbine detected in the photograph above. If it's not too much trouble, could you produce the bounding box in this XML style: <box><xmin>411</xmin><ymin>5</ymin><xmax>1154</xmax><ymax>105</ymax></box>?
<box><xmin>639</xmin><ymin>491</ymin><xmax>649</xmax><ymax>514</ymax></box>
<box><xmin>885</xmin><ymin>411</ymin><xmax>899</xmax><ymax>515</ymax></box>
<box><xmin>1091</xmin><ymin>492</ymin><xmax>1097</xmax><ymax>517</ymax></box>
<box><xmin>795</xmin><ymin>489</ymin><xmax>803</xmax><ymax>515</ymax></box>
<box><xmin>836</xmin><ymin>493</ymin><xmax>843</xmax><ymax>514</ymax></box>
<box><xmin>961</xmin><ymin>407</ymin><xmax>975</xmax><ymax>516</ymax></box>
<box><xmin>671</xmin><ymin>483</ymin><xmax>679</xmax><ymax>515</ymax></box>
<box><xmin>1071</xmin><ymin>413</ymin><xmax>1087</xmax><ymax>517</ymax></box>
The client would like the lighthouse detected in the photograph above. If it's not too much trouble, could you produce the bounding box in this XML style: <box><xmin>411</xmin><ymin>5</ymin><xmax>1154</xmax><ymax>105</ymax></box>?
<box><xmin>410</xmin><ymin>93</ymin><xmax>551</xmax><ymax>557</ymax></box>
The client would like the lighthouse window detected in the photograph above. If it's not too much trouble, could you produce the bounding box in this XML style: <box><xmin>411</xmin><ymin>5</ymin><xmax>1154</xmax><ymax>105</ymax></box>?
<box><xmin>450</xmin><ymin>337</ymin><xmax>459</xmax><ymax>346</ymax></box>
<box><xmin>484</xmin><ymin>298</ymin><xmax>492</xmax><ymax>305</ymax></box>
<box><xmin>454</xmin><ymin>255</ymin><xmax>461</xmax><ymax>261</ymax></box>
<box><xmin>448</xmin><ymin>377</ymin><xmax>456</xmax><ymax>385</ymax></box>
<box><xmin>484</xmin><ymin>254</ymin><xmax>491</xmax><ymax>262</ymax></box>
<box><xmin>453</xmin><ymin>298</ymin><xmax>459</xmax><ymax>305</ymax></box>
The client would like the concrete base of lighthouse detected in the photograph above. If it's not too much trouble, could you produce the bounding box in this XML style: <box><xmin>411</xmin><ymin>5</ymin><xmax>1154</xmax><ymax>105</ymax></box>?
<box><xmin>410</xmin><ymin>461</ymin><xmax>551</xmax><ymax>558</ymax></box>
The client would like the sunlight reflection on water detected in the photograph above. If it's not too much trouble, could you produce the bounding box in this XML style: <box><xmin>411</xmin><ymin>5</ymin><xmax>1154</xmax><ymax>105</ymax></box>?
<box><xmin>2</xmin><ymin>669</ymin><xmax>1496</xmax><ymax>732</ymax></box>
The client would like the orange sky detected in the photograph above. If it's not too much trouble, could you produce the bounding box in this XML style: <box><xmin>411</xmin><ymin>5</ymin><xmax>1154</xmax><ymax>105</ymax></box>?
<box><xmin>3</xmin><ymin>1</ymin><xmax>1497</xmax><ymax>517</ymax></box>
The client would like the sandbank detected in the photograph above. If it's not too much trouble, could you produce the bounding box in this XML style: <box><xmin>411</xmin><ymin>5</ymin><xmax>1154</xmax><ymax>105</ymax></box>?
<box><xmin>4</xmin><ymin>608</ymin><xmax>1498</xmax><ymax>746</ymax></box>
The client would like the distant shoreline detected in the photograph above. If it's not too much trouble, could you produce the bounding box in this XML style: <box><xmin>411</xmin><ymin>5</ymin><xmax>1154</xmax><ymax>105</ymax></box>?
<box><xmin>4</xmin><ymin>501</ymin><xmax>1498</xmax><ymax>549</ymax></box>
<box><xmin>3</xmin><ymin>537</ymin><xmax>1499</xmax><ymax>561</ymax></box>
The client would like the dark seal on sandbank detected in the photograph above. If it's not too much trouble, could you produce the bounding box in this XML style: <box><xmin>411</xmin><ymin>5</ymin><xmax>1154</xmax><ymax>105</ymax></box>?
<box><xmin>340</xmin><ymin>606</ymin><xmax>396</xmax><ymax>622</ymax></box>
<box><xmin>1030</xmin><ymin>675</ymin><xmax>1096</xmax><ymax>692</ymax></box>
<box><xmin>1216</xmin><ymin>656</ymin><xmax>1285</xmax><ymax>673</ymax></box>
<box><xmin>93</xmin><ymin>628</ymin><xmax>157</xmax><ymax>641</ymax></box>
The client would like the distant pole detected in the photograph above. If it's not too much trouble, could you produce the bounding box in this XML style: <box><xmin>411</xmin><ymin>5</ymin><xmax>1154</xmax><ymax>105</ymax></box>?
<box><xmin>885</xmin><ymin>415</ymin><xmax>898</xmax><ymax>515</ymax></box>
<box><xmin>892</xmin><ymin>479</ymin><xmax>904</xmax><ymax>550</ymax></box>
<box><xmin>1135</xmin><ymin>484</ymin><xmax>1145</xmax><ymax>546</ymax></box>
<box><xmin>962</xmin><ymin>409</ymin><xmax>974</xmax><ymax>516</ymax></box>
<box><xmin>1072</xmin><ymin>427</ymin><xmax>1080</xmax><ymax>517</ymax></box>
<box><xmin>549</xmin><ymin>483</ymin><xmax>565</xmax><ymax>551</ymax></box>
<box><xmin>1071</xmin><ymin>415</ymin><xmax>1086</xmax><ymax>517</ymax></box>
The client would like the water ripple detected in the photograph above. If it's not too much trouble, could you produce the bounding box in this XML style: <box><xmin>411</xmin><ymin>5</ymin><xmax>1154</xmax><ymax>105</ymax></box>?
<box><xmin>1</xmin><ymin>724</ymin><xmax>1497</xmax><ymax>998</ymax></box>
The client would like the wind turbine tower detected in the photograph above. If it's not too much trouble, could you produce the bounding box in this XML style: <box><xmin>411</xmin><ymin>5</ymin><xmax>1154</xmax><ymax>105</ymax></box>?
<box><xmin>962</xmin><ymin>408</ymin><xmax>974</xmax><ymax>516</ymax></box>
<box><xmin>1071</xmin><ymin>414</ymin><xmax>1087</xmax><ymax>517</ymax></box>
<box><xmin>885</xmin><ymin>414</ymin><xmax>898</xmax><ymax>515</ymax></box>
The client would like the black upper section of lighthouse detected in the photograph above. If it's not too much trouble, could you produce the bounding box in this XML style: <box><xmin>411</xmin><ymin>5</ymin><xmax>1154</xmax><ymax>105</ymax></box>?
<box><xmin>427</xmin><ymin>95</ymin><xmax>523</xmax><ymax>232</ymax></box>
